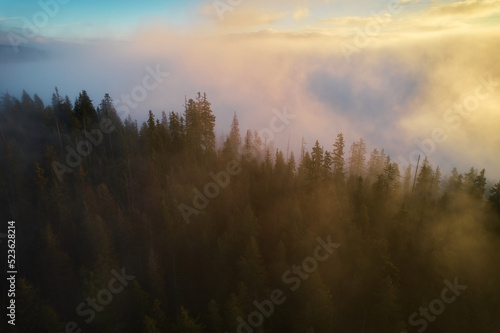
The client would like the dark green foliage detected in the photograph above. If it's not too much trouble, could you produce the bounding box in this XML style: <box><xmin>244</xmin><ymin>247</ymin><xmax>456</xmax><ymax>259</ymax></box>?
<box><xmin>1</xmin><ymin>89</ymin><xmax>500</xmax><ymax>333</ymax></box>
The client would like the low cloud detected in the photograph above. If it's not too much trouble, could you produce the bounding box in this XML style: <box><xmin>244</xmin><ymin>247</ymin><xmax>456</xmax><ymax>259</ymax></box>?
<box><xmin>293</xmin><ymin>7</ymin><xmax>310</xmax><ymax>20</ymax></box>
<box><xmin>426</xmin><ymin>0</ymin><xmax>500</xmax><ymax>20</ymax></box>
<box><xmin>322</xmin><ymin>16</ymin><xmax>376</xmax><ymax>26</ymax></box>
<box><xmin>1</xmin><ymin>1</ymin><xmax>499</xmax><ymax>180</ymax></box>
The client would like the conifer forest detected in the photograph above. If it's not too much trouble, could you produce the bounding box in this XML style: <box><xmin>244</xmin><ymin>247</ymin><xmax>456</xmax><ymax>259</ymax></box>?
<box><xmin>2</xmin><ymin>1</ymin><xmax>500</xmax><ymax>332</ymax></box>
<box><xmin>1</xmin><ymin>89</ymin><xmax>500</xmax><ymax>333</ymax></box>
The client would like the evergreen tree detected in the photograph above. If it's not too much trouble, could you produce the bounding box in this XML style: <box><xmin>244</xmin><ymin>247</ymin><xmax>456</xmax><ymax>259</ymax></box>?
<box><xmin>287</xmin><ymin>151</ymin><xmax>297</xmax><ymax>175</ymax></box>
<box><xmin>489</xmin><ymin>181</ymin><xmax>500</xmax><ymax>214</ymax></box>
<box><xmin>472</xmin><ymin>168</ymin><xmax>487</xmax><ymax>199</ymax></box>
<box><xmin>447</xmin><ymin>167</ymin><xmax>463</xmax><ymax>194</ymax></box>
<box><xmin>174</xmin><ymin>306</ymin><xmax>202</xmax><ymax>333</ymax></box>
<box><xmin>197</xmin><ymin>92</ymin><xmax>216</xmax><ymax>154</ymax></box>
<box><xmin>464</xmin><ymin>167</ymin><xmax>478</xmax><ymax>194</ymax></box>
<box><xmin>322</xmin><ymin>150</ymin><xmax>333</xmax><ymax>181</ymax></box>
<box><xmin>372</xmin><ymin>161</ymin><xmax>400</xmax><ymax>219</ymax></box>
<box><xmin>274</xmin><ymin>149</ymin><xmax>286</xmax><ymax>175</ymax></box>
<box><xmin>223</xmin><ymin>112</ymin><xmax>242</xmax><ymax>160</ymax></box>
<box><xmin>169</xmin><ymin>111</ymin><xmax>184</xmax><ymax>152</ymax></box>
<box><xmin>306</xmin><ymin>140</ymin><xmax>323</xmax><ymax>184</ymax></box>
<box><xmin>184</xmin><ymin>98</ymin><xmax>202</xmax><ymax>155</ymax></box>
<box><xmin>348</xmin><ymin>138</ymin><xmax>367</xmax><ymax>179</ymax></box>
<box><xmin>332</xmin><ymin>133</ymin><xmax>345</xmax><ymax>184</ymax></box>
<box><xmin>206</xmin><ymin>299</ymin><xmax>224</xmax><ymax>333</ymax></box>
<box><xmin>51</xmin><ymin>87</ymin><xmax>72</xmax><ymax>130</ymax></box>
<box><xmin>73</xmin><ymin>90</ymin><xmax>98</xmax><ymax>130</ymax></box>
<box><xmin>402</xmin><ymin>164</ymin><xmax>412</xmax><ymax>196</ymax></box>
<box><xmin>142</xmin><ymin>315</ymin><xmax>161</xmax><ymax>333</ymax></box>
<box><xmin>237</xmin><ymin>236</ymin><xmax>268</xmax><ymax>301</ymax></box>
<box><xmin>415</xmin><ymin>157</ymin><xmax>433</xmax><ymax>196</ymax></box>
<box><xmin>242</xmin><ymin>129</ymin><xmax>255</xmax><ymax>162</ymax></box>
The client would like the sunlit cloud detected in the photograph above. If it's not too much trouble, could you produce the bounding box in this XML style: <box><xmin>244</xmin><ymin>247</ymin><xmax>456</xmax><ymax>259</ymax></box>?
<box><xmin>426</xmin><ymin>0</ymin><xmax>500</xmax><ymax>19</ymax></box>
<box><xmin>293</xmin><ymin>7</ymin><xmax>310</xmax><ymax>20</ymax></box>
<box><xmin>321</xmin><ymin>16</ymin><xmax>376</xmax><ymax>26</ymax></box>
<box><xmin>218</xmin><ymin>9</ymin><xmax>286</xmax><ymax>28</ymax></box>
<box><xmin>319</xmin><ymin>0</ymin><xmax>500</xmax><ymax>38</ymax></box>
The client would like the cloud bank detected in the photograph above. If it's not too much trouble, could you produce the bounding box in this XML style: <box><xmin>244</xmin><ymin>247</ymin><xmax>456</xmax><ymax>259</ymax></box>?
<box><xmin>1</xmin><ymin>0</ymin><xmax>499</xmax><ymax>179</ymax></box>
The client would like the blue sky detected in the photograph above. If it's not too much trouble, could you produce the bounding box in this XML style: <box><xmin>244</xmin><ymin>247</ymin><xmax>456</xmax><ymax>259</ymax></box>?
<box><xmin>1</xmin><ymin>0</ymin><xmax>500</xmax><ymax>180</ymax></box>
<box><xmin>0</xmin><ymin>0</ymin><xmax>201</xmax><ymax>40</ymax></box>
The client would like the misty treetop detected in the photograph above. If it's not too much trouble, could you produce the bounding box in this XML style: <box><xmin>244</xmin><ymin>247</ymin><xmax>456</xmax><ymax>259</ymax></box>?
<box><xmin>1</xmin><ymin>89</ymin><xmax>500</xmax><ymax>333</ymax></box>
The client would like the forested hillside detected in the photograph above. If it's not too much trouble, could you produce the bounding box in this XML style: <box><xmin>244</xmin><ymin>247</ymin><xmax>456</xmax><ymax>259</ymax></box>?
<box><xmin>1</xmin><ymin>89</ymin><xmax>500</xmax><ymax>333</ymax></box>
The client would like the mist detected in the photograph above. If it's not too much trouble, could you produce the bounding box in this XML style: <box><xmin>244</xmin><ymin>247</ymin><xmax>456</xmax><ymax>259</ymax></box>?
<box><xmin>1</xmin><ymin>0</ymin><xmax>500</xmax><ymax>332</ymax></box>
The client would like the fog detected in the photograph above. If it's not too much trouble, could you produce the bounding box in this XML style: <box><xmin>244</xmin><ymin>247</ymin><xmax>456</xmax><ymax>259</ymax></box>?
<box><xmin>1</xmin><ymin>1</ymin><xmax>500</xmax><ymax>332</ymax></box>
<box><xmin>2</xmin><ymin>22</ymin><xmax>500</xmax><ymax>180</ymax></box>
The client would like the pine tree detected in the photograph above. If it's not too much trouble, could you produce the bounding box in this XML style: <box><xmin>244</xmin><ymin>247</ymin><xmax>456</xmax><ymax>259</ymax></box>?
<box><xmin>275</xmin><ymin>149</ymin><xmax>286</xmax><ymax>174</ymax></box>
<box><xmin>488</xmin><ymin>181</ymin><xmax>500</xmax><ymax>214</ymax></box>
<box><xmin>206</xmin><ymin>299</ymin><xmax>224</xmax><ymax>332</ymax></box>
<box><xmin>447</xmin><ymin>167</ymin><xmax>463</xmax><ymax>194</ymax></box>
<box><xmin>287</xmin><ymin>151</ymin><xmax>296</xmax><ymax>175</ymax></box>
<box><xmin>21</xmin><ymin>89</ymin><xmax>35</xmax><ymax>113</ymax></box>
<box><xmin>146</xmin><ymin>110</ymin><xmax>158</xmax><ymax>148</ymax></box>
<box><xmin>431</xmin><ymin>166</ymin><xmax>442</xmax><ymax>197</ymax></box>
<box><xmin>174</xmin><ymin>306</ymin><xmax>202</xmax><ymax>333</ymax></box>
<box><xmin>253</xmin><ymin>130</ymin><xmax>263</xmax><ymax>161</ymax></box>
<box><xmin>197</xmin><ymin>92</ymin><xmax>216</xmax><ymax>154</ymax></box>
<box><xmin>415</xmin><ymin>157</ymin><xmax>433</xmax><ymax>196</ymax></box>
<box><xmin>306</xmin><ymin>140</ymin><xmax>323</xmax><ymax>184</ymax></box>
<box><xmin>402</xmin><ymin>164</ymin><xmax>412</xmax><ymax>196</ymax></box>
<box><xmin>237</xmin><ymin>236</ymin><xmax>268</xmax><ymax>301</ymax></box>
<box><xmin>33</xmin><ymin>93</ymin><xmax>45</xmax><ymax>113</ymax></box>
<box><xmin>348</xmin><ymin>138</ymin><xmax>367</xmax><ymax>179</ymax></box>
<box><xmin>332</xmin><ymin>133</ymin><xmax>345</xmax><ymax>184</ymax></box>
<box><xmin>472</xmin><ymin>168</ymin><xmax>487</xmax><ymax>199</ymax></box>
<box><xmin>51</xmin><ymin>88</ymin><xmax>72</xmax><ymax>131</ymax></box>
<box><xmin>223</xmin><ymin>112</ymin><xmax>242</xmax><ymax>160</ymax></box>
<box><xmin>142</xmin><ymin>315</ymin><xmax>161</xmax><ymax>333</ymax></box>
<box><xmin>99</xmin><ymin>93</ymin><xmax>120</xmax><ymax>124</ymax></box>
<box><xmin>168</xmin><ymin>112</ymin><xmax>184</xmax><ymax>152</ymax></box>
<box><xmin>464</xmin><ymin>167</ymin><xmax>478</xmax><ymax>193</ymax></box>
<box><xmin>322</xmin><ymin>150</ymin><xmax>333</xmax><ymax>181</ymax></box>
<box><xmin>372</xmin><ymin>161</ymin><xmax>400</xmax><ymax>218</ymax></box>
<box><xmin>242</xmin><ymin>129</ymin><xmax>255</xmax><ymax>162</ymax></box>
<box><xmin>73</xmin><ymin>90</ymin><xmax>98</xmax><ymax>130</ymax></box>
<box><xmin>367</xmin><ymin>148</ymin><xmax>386</xmax><ymax>184</ymax></box>
<box><xmin>298</xmin><ymin>151</ymin><xmax>310</xmax><ymax>185</ymax></box>
<box><xmin>184</xmin><ymin>98</ymin><xmax>202</xmax><ymax>155</ymax></box>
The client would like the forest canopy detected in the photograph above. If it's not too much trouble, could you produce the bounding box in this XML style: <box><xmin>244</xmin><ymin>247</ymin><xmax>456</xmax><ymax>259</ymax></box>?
<box><xmin>1</xmin><ymin>89</ymin><xmax>500</xmax><ymax>333</ymax></box>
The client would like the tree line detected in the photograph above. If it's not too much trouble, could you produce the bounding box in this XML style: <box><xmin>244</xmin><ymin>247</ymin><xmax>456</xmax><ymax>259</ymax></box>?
<box><xmin>1</xmin><ymin>89</ymin><xmax>500</xmax><ymax>333</ymax></box>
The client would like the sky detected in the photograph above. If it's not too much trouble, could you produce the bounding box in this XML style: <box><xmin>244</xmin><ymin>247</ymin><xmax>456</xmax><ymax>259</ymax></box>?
<box><xmin>1</xmin><ymin>0</ymin><xmax>500</xmax><ymax>180</ymax></box>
